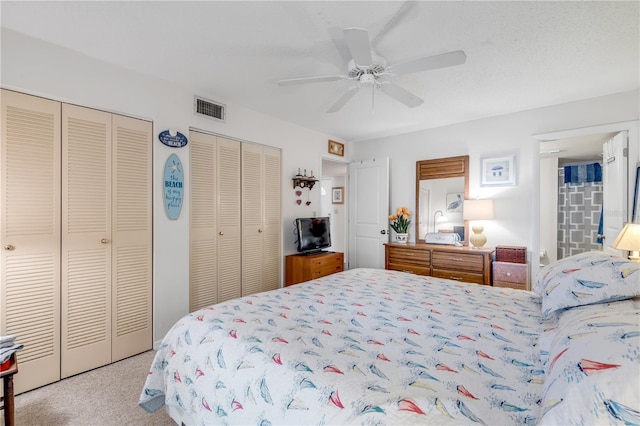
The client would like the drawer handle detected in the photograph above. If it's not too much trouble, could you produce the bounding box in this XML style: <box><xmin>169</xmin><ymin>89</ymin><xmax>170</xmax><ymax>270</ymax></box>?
<box><xmin>506</xmin><ymin>272</ymin><xmax>512</xmax><ymax>277</ymax></box>
<box><xmin>450</xmin><ymin>257</ymin><xmax>463</xmax><ymax>261</ymax></box>
<box><xmin>406</xmin><ymin>253</ymin><xmax>415</xmax><ymax>256</ymax></box>
<box><xmin>402</xmin><ymin>270</ymin><xmax>415</xmax><ymax>274</ymax></box>
<box><xmin>450</xmin><ymin>276</ymin><xmax>462</xmax><ymax>281</ymax></box>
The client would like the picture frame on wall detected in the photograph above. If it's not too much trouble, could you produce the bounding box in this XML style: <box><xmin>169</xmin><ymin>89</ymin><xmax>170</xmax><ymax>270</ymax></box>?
<box><xmin>328</xmin><ymin>140</ymin><xmax>344</xmax><ymax>156</ymax></box>
<box><xmin>480</xmin><ymin>155</ymin><xmax>517</xmax><ymax>186</ymax></box>
<box><xmin>446</xmin><ymin>193</ymin><xmax>463</xmax><ymax>213</ymax></box>
<box><xmin>332</xmin><ymin>187</ymin><xmax>344</xmax><ymax>204</ymax></box>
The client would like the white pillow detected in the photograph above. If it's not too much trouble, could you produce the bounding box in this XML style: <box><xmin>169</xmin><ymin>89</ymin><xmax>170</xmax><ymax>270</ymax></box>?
<box><xmin>534</xmin><ymin>251</ymin><xmax>640</xmax><ymax>318</ymax></box>
<box><xmin>537</xmin><ymin>299</ymin><xmax>640</xmax><ymax>424</ymax></box>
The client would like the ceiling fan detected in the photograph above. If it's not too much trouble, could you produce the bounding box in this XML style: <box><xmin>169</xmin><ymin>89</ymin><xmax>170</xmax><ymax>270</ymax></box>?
<box><xmin>277</xmin><ymin>25</ymin><xmax>467</xmax><ymax>113</ymax></box>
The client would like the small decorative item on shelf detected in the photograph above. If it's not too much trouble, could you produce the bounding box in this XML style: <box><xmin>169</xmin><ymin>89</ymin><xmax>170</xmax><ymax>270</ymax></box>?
<box><xmin>389</xmin><ymin>207</ymin><xmax>411</xmax><ymax>243</ymax></box>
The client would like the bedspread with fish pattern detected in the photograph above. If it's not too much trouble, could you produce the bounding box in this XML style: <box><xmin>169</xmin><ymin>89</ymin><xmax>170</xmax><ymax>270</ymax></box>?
<box><xmin>139</xmin><ymin>268</ymin><xmax>545</xmax><ymax>425</ymax></box>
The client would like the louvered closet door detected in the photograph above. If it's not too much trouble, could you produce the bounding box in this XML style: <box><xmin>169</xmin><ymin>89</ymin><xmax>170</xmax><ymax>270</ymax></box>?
<box><xmin>217</xmin><ymin>137</ymin><xmax>241</xmax><ymax>302</ymax></box>
<box><xmin>190</xmin><ymin>131</ymin><xmax>218</xmax><ymax>311</ymax></box>
<box><xmin>242</xmin><ymin>144</ymin><xmax>281</xmax><ymax>296</ymax></box>
<box><xmin>111</xmin><ymin>114</ymin><xmax>152</xmax><ymax>361</ymax></box>
<box><xmin>61</xmin><ymin>104</ymin><xmax>112</xmax><ymax>378</ymax></box>
<box><xmin>1</xmin><ymin>90</ymin><xmax>61</xmax><ymax>393</ymax></box>
<box><xmin>241</xmin><ymin>143</ymin><xmax>263</xmax><ymax>296</ymax></box>
<box><xmin>262</xmin><ymin>146</ymin><xmax>281</xmax><ymax>291</ymax></box>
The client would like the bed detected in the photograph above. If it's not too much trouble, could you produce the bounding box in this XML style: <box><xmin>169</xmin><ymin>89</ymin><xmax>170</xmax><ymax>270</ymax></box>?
<box><xmin>139</xmin><ymin>251</ymin><xmax>639</xmax><ymax>425</ymax></box>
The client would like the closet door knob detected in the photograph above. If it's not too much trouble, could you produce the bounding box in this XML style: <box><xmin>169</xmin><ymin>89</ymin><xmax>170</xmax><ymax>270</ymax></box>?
<box><xmin>4</xmin><ymin>244</ymin><xmax>15</xmax><ymax>251</ymax></box>
<box><xmin>258</xmin><ymin>228</ymin><xmax>263</xmax><ymax>233</ymax></box>
<box><xmin>219</xmin><ymin>231</ymin><xmax>224</xmax><ymax>236</ymax></box>
<box><xmin>101</xmin><ymin>239</ymin><xmax>109</xmax><ymax>244</ymax></box>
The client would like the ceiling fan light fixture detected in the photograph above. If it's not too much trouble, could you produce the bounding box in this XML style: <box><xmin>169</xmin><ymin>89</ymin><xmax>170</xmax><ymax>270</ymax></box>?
<box><xmin>360</xmin><ymin>74</ymin><xmax>376</xmax><ymax>86</ymax></box>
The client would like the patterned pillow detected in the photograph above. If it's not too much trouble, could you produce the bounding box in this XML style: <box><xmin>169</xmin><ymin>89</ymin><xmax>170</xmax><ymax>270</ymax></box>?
<box><xmin>537</xmin><ymin>299</ymin><xmax>640</xmax><ymax>424</ymax></box>
<box><xmin>534</xmin><ymin>251</ymin><xmax>640</xmax><ymax>318</ymax></box>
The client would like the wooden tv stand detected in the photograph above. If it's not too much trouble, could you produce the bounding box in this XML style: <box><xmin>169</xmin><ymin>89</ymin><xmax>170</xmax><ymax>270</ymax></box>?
<box><xmin>285</xmin><ymin>251</ymin><xmax>344</xmax><ymax>286</ymax></box>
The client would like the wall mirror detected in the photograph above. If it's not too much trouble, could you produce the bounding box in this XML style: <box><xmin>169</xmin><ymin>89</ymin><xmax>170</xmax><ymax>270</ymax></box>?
<box><xmin>415</xmin><ymin>155</ymin><xmax>470</xmax><ymax>244</ymax></box>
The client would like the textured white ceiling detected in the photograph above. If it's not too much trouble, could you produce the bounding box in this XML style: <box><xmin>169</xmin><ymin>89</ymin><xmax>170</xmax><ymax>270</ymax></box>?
<box><xmin>1</xmin><ymin>1</ymin><xmax>638</xmax><ymax>142</ymax></box>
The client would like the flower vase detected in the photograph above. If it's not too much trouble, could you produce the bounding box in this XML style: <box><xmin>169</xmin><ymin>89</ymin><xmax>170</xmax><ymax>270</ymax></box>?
<box><xmin>395</xmin><ymin>233</ymin><xmax>408</xmax><ymax>244</ymax></box>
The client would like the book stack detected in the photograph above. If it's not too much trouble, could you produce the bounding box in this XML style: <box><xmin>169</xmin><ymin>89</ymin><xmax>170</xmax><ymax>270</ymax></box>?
<box><xmin>0</xmin><ymin>335</ymin><xmax>23</xmax><ymax>371</ymax></box>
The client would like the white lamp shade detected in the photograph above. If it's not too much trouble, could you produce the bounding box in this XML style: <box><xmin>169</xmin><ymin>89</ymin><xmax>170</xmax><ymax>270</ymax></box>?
<box><xmin>613</xmin><ymin>223</ymin><xmax>640</xmax><ymax>251</ymax></box>
<box><xmin>463</xmin><ymin>199</ymin><xmax>494</xmax><ymax>220</ymax></box>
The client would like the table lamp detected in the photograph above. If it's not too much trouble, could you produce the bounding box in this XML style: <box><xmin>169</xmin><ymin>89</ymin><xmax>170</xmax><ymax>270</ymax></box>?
<box><xmin>433</xmin><ymin>210</ymin><xmax>447</xmax><ymax>232</ymax></box>
<box><xmin>463</xmin><ymin>199</ymin><xmax>494</xmax><ymax>248</ymax></box>
<box><xmin>613</xmin><ymin>223</ymin><xmax>640</xmax><ymax>262</ymax></box>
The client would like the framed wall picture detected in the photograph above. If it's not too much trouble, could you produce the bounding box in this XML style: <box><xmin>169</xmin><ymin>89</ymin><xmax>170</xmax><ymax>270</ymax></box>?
<box><xmin>328</xmin><ymin>140</ymin><xmax>344</xmax><ymax>156</ymax></box>
<box><xmin>332</xmin><ymin>187</ymin><xmax>344</xmax><ymax>204</ymax></box>
<box><xmin>481</xmin><ymin>155</ymin><xmax>517</xmax><ymax>186</ymax></box>
<box><xmin>446</xmin><ymin>193</ymin><xmax>463</xmax><ymax>213</ymax></box>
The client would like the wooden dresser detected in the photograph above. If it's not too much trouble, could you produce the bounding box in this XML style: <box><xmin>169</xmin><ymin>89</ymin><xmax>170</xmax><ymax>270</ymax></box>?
<box><xmin>385</xmin><ymin>243</ymin><xmax>494</xmax><ymax>285</ymax></box>
<box><xmin>285</xmin><ymin>251</ymin><xmax>344</xmax><ymax>286</ymax></box>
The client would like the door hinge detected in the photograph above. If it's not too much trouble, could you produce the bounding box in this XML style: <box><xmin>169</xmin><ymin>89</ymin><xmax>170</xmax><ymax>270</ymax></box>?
<box><xmin>623</xmin><ymin>147</ymin><xmax>628</xmax><ymax>158</ymax></box>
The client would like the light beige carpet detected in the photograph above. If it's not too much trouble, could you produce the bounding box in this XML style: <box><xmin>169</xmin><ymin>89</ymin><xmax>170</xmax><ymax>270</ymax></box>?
<box><xmin>1</xmin><ymin>350</ymin><xmax>175</xmax><ymax>425</ymax></box>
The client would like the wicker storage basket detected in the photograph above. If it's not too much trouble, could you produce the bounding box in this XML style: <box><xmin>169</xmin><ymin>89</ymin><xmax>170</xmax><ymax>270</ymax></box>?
<box><xmin>495</xmin><ymin>246</ymin><xmax>527</xmax><ymax>263</ymax></box>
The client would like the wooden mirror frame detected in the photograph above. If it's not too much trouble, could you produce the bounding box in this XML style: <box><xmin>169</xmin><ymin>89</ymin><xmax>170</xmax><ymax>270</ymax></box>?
<box><xmin>415</xmin><ymin>155</ymin><xmax>470</xmax><ymax>245</ymax></box>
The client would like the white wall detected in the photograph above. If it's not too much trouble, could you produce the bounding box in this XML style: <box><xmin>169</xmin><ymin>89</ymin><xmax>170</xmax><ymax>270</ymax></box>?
<box><xmin>1</xmin><ymin>29</ymin><xmax>349</xmax><ymax>342</ymax></box>
<box><xmin>353</xmin><ymin>91</ymin><xmax>640</xmax><ymax>267</ymax></box>
<box><xmin>539</xmin><ymin>156</ymin><xmax>559</xmax><ymax>266</ymax></box>
<box><xmin>320</xmin><ymin>176</ymin><xmax>347</xmax><ymax>256</ymax></box>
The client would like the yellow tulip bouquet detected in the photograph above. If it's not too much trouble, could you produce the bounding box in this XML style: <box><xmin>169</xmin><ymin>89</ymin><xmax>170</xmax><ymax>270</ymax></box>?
<box><xmin>388</xmin><ymin>207</ymin><xmax>412</xmax><ymax>233</ymax></box>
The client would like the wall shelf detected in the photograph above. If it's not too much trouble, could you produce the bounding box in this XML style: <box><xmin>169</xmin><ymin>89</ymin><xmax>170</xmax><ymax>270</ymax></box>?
<box><xmin>292</xmin><ymin>176</ymin><xmax>319</xmax><ymax>190</ymax></box>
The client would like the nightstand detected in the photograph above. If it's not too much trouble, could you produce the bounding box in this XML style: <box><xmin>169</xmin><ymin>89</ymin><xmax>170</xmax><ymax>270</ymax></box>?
<box><xmin>493</xmin><ymin>261</ymin><xmax>529</xmax><ymax>290</ymax></box>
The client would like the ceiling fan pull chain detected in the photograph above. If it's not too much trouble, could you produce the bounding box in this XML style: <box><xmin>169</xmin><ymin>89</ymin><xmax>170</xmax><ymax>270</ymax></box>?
<box><xmin>372</xmin><ymin>85</ymin><xmax>377</xmax><ymax>112</ymax></box>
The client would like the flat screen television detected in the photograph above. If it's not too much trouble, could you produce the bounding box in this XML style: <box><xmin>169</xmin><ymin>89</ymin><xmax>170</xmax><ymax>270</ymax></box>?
<box><xmin>295</xmin><ymin>217</ymin><xmax>332</xmax><ymax>254</ymax></box>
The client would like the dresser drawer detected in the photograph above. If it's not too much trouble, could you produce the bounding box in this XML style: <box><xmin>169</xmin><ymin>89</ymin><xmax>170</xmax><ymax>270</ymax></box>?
<box><xmin>310</xmin><ymin>258</ymin><xmax>344</xmax><ymax>276</ymax></box>
<box><xmin>493</xmin><ymin>280</ymin><xmax>527</xmax><ymax>290</ymax></box>
<box><xmin>387</xmin><ymin>263</ymin><xmax>432</xmax><ymax>276</ymax></box>
<box><xmin>493</xmin><ymin>261</ymin><xmax>529</xmax><ymax>290</ymax></box>
<box><xmin>432</xmin><ymin>251</ymin><xmax>485</xmax><ymax>273</ymax></box>
<box><xmin>387</xmin><ymin>246</ymin><xmax>431</xmax><ymax>266</ymax></box>
<box><xmin>432</xmin><ymin>268</ymin><xmax>485</xmax><ymax>284</ymax></box>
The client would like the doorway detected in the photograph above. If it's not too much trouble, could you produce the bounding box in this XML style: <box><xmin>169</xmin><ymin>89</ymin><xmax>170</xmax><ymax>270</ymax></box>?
<box><xmin>539</xmin><ymin>132</ymin><xmax>614</xmax><ymax>266</ymax></box>
<box><xmin>320</xmin><ymin>158</ymin><xmax>348</xmax><ymax>261</ymax></box>
<box><xmin>534</xmin><ymin>120</ymin><xmax>638</xmax><ymax>274</ymax></box>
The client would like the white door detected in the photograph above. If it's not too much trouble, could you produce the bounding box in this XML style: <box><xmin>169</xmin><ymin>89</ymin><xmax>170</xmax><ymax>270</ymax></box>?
<box><xmin>602</xmin><ymin>131</ymin><xmax>628</xmax><ymax>254</ymax></box>
<box><xmin>348</xmin><ymin>157</ymin><xmax>389</xmax><ymax>269</ymax></box>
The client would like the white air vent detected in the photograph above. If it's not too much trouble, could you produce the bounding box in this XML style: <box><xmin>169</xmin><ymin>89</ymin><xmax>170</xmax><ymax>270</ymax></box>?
<box><xmin>194</xmin><ymin>96</ymin><xmax>225</xmax><ymax>122</ymax></box>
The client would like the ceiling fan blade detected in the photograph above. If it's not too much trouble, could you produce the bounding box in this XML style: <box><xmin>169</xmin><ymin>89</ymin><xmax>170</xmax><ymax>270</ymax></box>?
<box><xmin>277</xmin><ymin>75</ymin><xmax>345</xmax><ymax>86</ymax></box>
<box><xmin>371</xmin><ymin>1</ymin><xmax>414</xmax><ymax>47</ymax></box>
<box><xmin>327</xmin><ymin>87</ymin><xmax>360</xmax><ymax>113</ymax></box>
<box><xmin>391</xmin><ymin>50</ymin><xmax>467</xmax><ymax>76</ymax></box>
<box><xmin>379</xmin><ymin>83</ymin><xmax>424</xmax><ymax>108</ymax></box>
<box><xmin>344</xmin><ymin>28</ymin><xmax>373</xmax><ymax>66</ymax></box>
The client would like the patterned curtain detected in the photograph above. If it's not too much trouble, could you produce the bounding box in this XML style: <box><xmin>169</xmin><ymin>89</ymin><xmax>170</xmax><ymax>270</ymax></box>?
<box><xmin>558</xmin><ymin>162</ymin><xmax>603</xmax><ymax>259</ymax></box>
